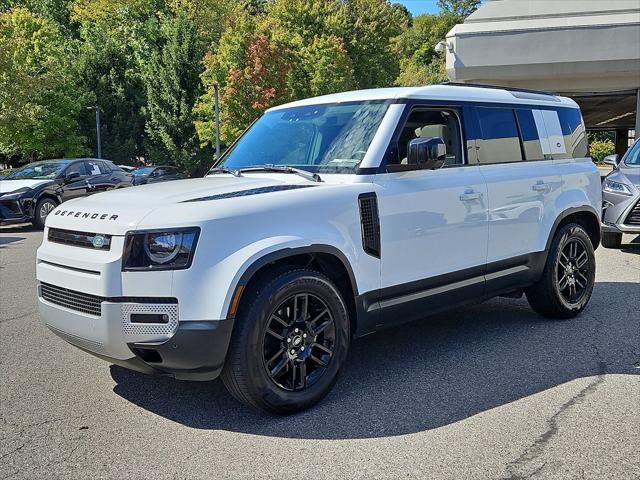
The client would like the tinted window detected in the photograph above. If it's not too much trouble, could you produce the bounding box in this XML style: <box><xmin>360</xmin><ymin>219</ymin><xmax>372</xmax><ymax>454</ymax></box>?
<box><xmin>391</xmin><ymin>109</ymin><xmax>462</xmax><ymax>168</ymax></box>
<box><xmin>515</xmin><ymin>109</ymin><xmax>545</xmax><ymax>161</ymax></box>
<box><xmin>476</xmin><ymin>108</ymin><xmax>522</xmax><ymax>164</ymax></box>
<box><xmin>557</xmin><ymin>108</ymin><xmax>587</xmax><ymax>159</ymax></box>
<box><xmin>65</xmin><ymin>162</ymin><xmax>87</xmax><ymax>176</ymax></box>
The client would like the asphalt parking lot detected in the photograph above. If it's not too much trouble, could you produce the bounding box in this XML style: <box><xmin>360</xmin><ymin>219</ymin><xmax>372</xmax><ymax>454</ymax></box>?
<box><xmin>1</xmin><ymin>225</ymin><xmax>639</xmax><ymax>479</ymax></box>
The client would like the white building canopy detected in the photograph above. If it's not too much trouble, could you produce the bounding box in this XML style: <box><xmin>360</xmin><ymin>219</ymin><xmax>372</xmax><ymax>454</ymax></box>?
<box><xmin>446</xmin><ymin>0</ymin><xmax>640</xmax><ymax>132</ymax></box>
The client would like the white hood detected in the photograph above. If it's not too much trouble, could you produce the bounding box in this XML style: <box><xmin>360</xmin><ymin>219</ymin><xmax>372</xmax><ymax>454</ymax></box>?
<box><xmin>45</xmin><ymin>176</ymin><xmax>308</xmax><ymax>234</ymax></box>
<box><xmin>0</xmin><ymin>179</ymin><xmax>50</xmax><ymax>194</ymax></box>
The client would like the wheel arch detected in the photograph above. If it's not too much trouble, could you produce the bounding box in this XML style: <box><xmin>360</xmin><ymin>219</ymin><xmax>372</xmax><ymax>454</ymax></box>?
<box><xmin>545</xmin><ymin>206</ymin><xmax>601</xmax><ymax>253</ymax></box>
<box><xmin>228</xmin><ymin>245</ymin><xmax>360</xmax><ymax>335</ymax></box>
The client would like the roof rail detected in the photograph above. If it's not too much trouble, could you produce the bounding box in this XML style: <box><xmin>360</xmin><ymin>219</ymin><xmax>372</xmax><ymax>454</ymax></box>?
<box><xmin>440</xmin><ymin>82</ymin><xmax>559</xmax><ymax>97</ymax></box>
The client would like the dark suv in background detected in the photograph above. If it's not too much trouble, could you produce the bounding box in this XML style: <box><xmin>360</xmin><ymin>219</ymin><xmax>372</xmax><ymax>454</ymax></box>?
<box><xmin>0</xmin><ymin>158</ymin><xmax>132</xmax><ymax>229</ymax></box>
<box><xmin>131</xmin><ymin>165</ymin><xmax>185</xmax><ymax>185</ymax></box>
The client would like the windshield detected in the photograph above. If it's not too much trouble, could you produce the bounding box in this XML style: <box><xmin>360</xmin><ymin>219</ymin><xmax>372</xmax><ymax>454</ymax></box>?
<box><xmin>216</xmin><ymin>102</ymin><xmax>389</xmax><ymax>173</ymax></box>
<box><xmin>132</xmin><ymin>167</ymin><xmax>155</xmax><ymax>175</ymax></box>
<box><xmin>624</xmin><ymin>140</ymin><xmax>640</xmax><ymax>166</ymax></box>
<box><xmin>5</xmin><ymin>161</ymin><xmax>70</xmax><ymax>180</ymax></box>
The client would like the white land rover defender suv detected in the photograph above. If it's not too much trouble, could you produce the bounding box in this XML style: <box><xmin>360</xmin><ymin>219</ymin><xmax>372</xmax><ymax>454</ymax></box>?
<box><xmin>37</xmin><ymin>84</ymin><xmax>601</xmax><ymax>414</ymax></box>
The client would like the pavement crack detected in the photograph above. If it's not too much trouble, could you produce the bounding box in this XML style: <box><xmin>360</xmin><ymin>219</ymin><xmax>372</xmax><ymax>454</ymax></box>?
<box><xmin>0</xmin><ymin>310</ymin><xmax>37</xmax><ymax>324</ymax></box>
<box><xmin>501</xmin><ymin>367</ymin><xmax>606</xmax><ymax>480</ymax></box>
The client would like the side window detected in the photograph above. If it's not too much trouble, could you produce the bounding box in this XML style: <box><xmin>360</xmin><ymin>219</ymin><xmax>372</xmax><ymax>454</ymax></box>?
<box><xmin>476</xmin><ymin>107</ymin><xmax>522</xmax><ymax>164</ymax></box>
<box><xmin>557</xmin><ymin>108</ymin><xmax>587</xmax><ymax>159</ymax></box>
<box><xmin>515</xmin><ymin>109</ymin><xmax>545</xmax><ymax>161</ymax></box>
<box><xmin>85</xmin><ymin>161</ymin><xmax>104</xmax><ymax>176</ymax></box>
<box><xmin>65</xmin><ymin>162</ymin><xmax>87</xmax><ymax>177</ymax></box>
<box><xmin>391</xmin><ymin>108</ymin><xmax>463</xmax><ymax>169</ymax></box>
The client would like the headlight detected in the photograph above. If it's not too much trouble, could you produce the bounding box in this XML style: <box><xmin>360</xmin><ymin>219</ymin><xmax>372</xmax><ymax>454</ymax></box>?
<box><xmin>122</xmin><ymin>227</ymin><xmax>200</xmax><ymax>271</ymax></box>
<box><xmin>0</xmin><ymin>187</ymin><xmax>31</xmax><ymax>200</ymax></box>
<box><xmin>603</xmin><ymin>179</ymin><xmax>633</xmax><ymax>196</ymax></box>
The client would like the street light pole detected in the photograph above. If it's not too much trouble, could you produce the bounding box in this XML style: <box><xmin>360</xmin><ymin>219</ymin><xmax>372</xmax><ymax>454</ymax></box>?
<box><xmin>87</xmin><ymin>105</ymin><xmax>102</xmax><ymax>159</ymax></box>
<box><xmin>207</xmin><ymin>82</ymin><xmax>221</xmax><ymax>161</ymax></box>
<box><xmin>95</xmin><ymin>107</ymin><xmax>102</xmax><ymax>159</ymax></box>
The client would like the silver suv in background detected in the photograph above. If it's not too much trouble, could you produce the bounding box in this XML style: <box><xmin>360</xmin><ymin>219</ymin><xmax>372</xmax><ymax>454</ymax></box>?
<box><xmin>601</xmin><ymin>139</ymin><xmax>640</xmax><ymax>248</ymax></box>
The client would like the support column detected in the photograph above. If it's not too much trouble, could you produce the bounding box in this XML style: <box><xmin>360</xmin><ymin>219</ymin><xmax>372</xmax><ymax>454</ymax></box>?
<box><xmin>615</xmin><ymin>129</ymin><xmax>628</xmax><ymax>157</ymax></box>
<box><xmin>635</xmin><ymin>88</ymin><xmax>640</xmax><ymax>140</ymax></box>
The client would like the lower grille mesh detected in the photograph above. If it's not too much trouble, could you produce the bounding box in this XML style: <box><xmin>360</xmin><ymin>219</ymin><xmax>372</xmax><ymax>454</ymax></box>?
<box><xmin>624</xmin><ymin>201</ymin><xmax>640</xmax><ymax>226</ymax></box>
<box><xmin>40</xmin><ymin>283</ymin><xmax>103</xmax><ymax>316</ymax></box>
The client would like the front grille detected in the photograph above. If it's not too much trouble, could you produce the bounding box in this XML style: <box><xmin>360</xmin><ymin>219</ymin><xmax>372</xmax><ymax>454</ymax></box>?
<box><xmin>40</xmin><ymin>283</ymin><xmax>103</xmax><ymax>316</ymax></box>
<box><xmin>624</xmin><ymin>201</ymin><xmax>640</xmax><ymax>225</ymax></box>
<box><xmin>48</xmin><ymin>228</ymin><xmax>112</xmax><ymax>250</ymax></box>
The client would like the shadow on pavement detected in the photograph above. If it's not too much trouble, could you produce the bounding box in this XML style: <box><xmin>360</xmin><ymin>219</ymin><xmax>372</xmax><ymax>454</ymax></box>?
<box><xmin>0</xmin><ymin>223</ymin><xmax>37</xmax><ymax>234</ymax></box>
<box><xmin>110</xmin><ymin>281</ymin><xmax>639</xmax><ymax>440</ymax></box>
<box><xmin>0</xmin><ymin>236</ymin><xmax>25</xmax><ymax>247</ymax></box>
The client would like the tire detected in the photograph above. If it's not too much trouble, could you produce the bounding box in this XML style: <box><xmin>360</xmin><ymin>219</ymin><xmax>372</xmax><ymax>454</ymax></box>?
<box><xmin>526</xmin><ymin>223</ymin><xmax>596</xmax><ymax>319</ymax></box>
<box><xmin>601</xmin><ymin>231</ymin><xmax>622</xmax><ymax>249</ymax></box>
<box><xmin>33</xmin><ymin>198</ymin><xmax>58</xmax><ymax>230</ymax></box>
<box><xmin>221</xmin><ymin>268</ymin><xmax>350</xmax><ymax>414</ymax></box>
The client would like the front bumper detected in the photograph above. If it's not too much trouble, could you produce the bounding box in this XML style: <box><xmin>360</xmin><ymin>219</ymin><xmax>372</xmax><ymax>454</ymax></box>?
<box><xmin>602</xmin><ymin>194</ymin><xmax>640</xmax><ymax>234</ymax></box>
<box><xmin>38</xmin><ymin>286</ymin><xmax>234</xmax><ymax>381</ymax></box>
<box><xmin>0</xmin><ymin>199</ymin><xmax>32</xmax><ymax>224</ymax></box>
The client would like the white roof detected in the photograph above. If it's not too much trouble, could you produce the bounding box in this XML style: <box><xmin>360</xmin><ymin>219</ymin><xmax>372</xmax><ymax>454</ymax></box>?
<box><xmin>267</xmin><ymin>84</ymin><xmax>578</xmax><ymax>112</ymax></box>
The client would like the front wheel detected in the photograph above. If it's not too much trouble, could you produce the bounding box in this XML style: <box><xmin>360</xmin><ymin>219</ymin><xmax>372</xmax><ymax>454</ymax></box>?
<box><xmin>526</xmin><ymin>223</ymin><xmax>596</xmax><ymax>319</ymax></box>
<box><xmin>221</xmin><ymin>268</ymin><xmax>350</xmax><ymax>414</ymax></box>
<box><xmin>33</xmin><ymin>198</ymin><xmax>58</xmax><ymax>229</ymax></box>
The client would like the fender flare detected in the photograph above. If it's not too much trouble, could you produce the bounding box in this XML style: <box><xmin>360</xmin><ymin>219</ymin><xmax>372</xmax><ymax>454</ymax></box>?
<box><xmin>227</xmin><ymin>244</ymin><xmax>359</xmax><ymax>319</ymax></box>
<box><xmin>544</xmin><ymin>205</ymin><xmax>601</xmax><ymax>253</ymax></box>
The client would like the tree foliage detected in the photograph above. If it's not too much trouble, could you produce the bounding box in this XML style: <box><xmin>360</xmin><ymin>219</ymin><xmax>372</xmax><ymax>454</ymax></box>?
<box><xmin>143</xmin><ymin>11</ymin><xmax>205</xmax><ymax>174</ymax></box>
<box><xmin>0</xmin><ymin>8</ymin><xmax>86</xmax><ymax>161</ymax></box>
<box><xmin>0</xmin><ymin>0</ymin><xmax>484</xmax><ymax>169</ymax></box>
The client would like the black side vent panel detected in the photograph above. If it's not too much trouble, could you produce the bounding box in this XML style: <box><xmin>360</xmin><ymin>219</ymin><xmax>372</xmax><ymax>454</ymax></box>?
<box><xmin>358</xmin><ymin>192</ymin><xmax>381</xmax><ymax>258</ymax></box>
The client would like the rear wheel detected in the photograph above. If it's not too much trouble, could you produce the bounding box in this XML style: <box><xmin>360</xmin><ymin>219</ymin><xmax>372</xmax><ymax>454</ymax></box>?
<box><xmin>33</xmin><ymin>198</ymin><xmax>57</xmax><ymax>229</ymax></box>
<box><xmin>526</xmin><ymin>223</ymin><xmax>596</xmax><ymax>319</ymax></box>
<box><xmin>221</xmin><ymin>268</ymin><xmax>350</xmax><ymax>414</ymax></box>
<box><xmin>601</xmin><ymin>231</ymin><xmax>622</xmax><ymax>249</ymax></box>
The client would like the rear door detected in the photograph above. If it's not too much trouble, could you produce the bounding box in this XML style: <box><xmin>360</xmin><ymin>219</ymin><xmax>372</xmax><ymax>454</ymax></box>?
<box><xmin>473</xmin><ymin>106</ymin><xmax>563</xmax><ymax>286</ymax></box>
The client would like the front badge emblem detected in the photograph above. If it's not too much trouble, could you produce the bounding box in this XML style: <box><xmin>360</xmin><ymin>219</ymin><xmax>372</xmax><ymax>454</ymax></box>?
<box><xmin>92</xmin><ymin>235</ymin><xmax>106</xmax><ymax>249</ymax></box>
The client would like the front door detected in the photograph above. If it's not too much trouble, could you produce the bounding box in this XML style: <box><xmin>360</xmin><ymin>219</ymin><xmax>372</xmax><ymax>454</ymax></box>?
<box><xmin>374</xmin><ymin>106</ymin><xmax>488</xmax><ymax>327</ymax></box>
<box><xmin>60</xmin><ymin>162</ymin><xmax>89</xmax><ymax>202</ymax></box>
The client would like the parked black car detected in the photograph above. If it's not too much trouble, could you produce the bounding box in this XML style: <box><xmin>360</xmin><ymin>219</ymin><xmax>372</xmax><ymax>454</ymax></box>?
<box><xmin>131</xmin><ymin>165</ymin><xmax>185</xmax><ymax>185</ymax></box>
<box><xmin>0</xmin><ymin>158</ymin><xmax>132</xmax><ymax>229</ymax></box>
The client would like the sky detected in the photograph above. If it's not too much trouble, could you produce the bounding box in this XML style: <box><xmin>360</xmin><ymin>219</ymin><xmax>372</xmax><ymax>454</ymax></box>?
<box><xmin>395</xmin><ymin>0</ymin><xmax>441</xmax><ymax>16</ymax></box>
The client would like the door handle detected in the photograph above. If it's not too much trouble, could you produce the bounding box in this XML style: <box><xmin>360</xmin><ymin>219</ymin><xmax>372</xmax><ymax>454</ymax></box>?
<box><xmin>460</xmin><ymin>191</ymin><xmax>483</xmax><ymax>202</ymax></box>
<box><xmin>532</xmin><ymin>182</ymin><xmax>551</xmax><ymax>193</ymax></box>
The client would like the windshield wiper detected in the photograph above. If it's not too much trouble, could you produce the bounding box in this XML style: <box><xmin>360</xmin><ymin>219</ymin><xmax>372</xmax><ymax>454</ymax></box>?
<box><xmin>238</xmin><ymin>165</ymin><xmax>322</xmax><ymax>183</ymax></box>
<box><xmin>208</xmin><ymin>167</ymin><xmax>242</xmax><ymax>177</ymax></box>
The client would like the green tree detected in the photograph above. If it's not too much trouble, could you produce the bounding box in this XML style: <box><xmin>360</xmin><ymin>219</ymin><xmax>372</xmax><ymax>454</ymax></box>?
<box><xmin>143</xmin><ymin>11</ymin><xmax>205</xmax><ymax>174</ymax></box>
<box><xmin>437</xmin><ymin>0</ymin><xmax>481</xmax><ymax>18</ymax></box>
<box><xmin>0</xmin><ymin>8</ymin><xmax>86</xmax><ymax>162</ymax></box>
<box><xmin>76</xmin><ymin>25</ymin><xmax>147</xmax><ymax>163</ymax></box>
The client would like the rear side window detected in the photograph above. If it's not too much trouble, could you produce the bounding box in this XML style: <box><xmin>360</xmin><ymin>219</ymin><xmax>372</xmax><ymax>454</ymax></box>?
<box><xmin>557</xmin><ymin>108</ymin><xmax>587</xmax><ymax>159</ymax></box>
<box><xmin>476</xmin><ymin>108</ymin><xmax>522</xmax><ymax>164</ymax></box>
<box><xmin>515</xmin><ymin>109</ymin><xmax>545</xmax><ymax>161</ymax></box>
<box><xmin>86</xmin><ymin>161</ymin><xmax>106</xmax><ymax>175</ymax></box>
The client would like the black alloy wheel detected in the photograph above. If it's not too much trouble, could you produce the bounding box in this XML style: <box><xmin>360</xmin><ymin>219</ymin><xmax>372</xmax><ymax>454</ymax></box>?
<box><xmin>526</xmin><ymin>223</ymin><xmax>596</xmax><ymax>319</ymax></box>
<box><xmin>262</xmin><ymin>293</ymin><xmax>336</xmax><ymax>392</ymax></box>
<box><xmin>221</xmin><ymin>268</ymin><xmax>350</xmax><ymax>414</ymax></box>
<box><xmin>555</xmin><ymin>236</ymin><xmax>591</xmax><ymax>305</ymax></box>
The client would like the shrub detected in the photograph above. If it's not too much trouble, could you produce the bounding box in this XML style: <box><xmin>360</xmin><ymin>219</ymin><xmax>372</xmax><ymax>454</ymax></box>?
<box><xmin>589</xmin><ymin>139</ymin><xmax>615</xmax><ymax>164</ymax></box>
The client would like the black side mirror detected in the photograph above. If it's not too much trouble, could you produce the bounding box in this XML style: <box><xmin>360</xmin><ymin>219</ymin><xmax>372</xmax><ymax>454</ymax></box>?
<box><xmin>408</xmin><ymin>137</ymin><xmax>446</xmax><ymax>169</ymax></box>
<box><xmin>64</xmin><ymin>171</ymin><xmax>81</xmax><ymax>183</ymax></box>
<box><xmin>603</xmin><ymin>154</ymin><xmax>619</xmax><ymax>167</ymax></box>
